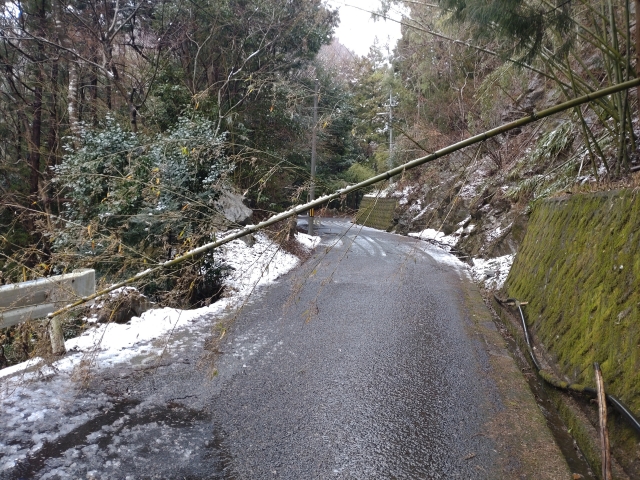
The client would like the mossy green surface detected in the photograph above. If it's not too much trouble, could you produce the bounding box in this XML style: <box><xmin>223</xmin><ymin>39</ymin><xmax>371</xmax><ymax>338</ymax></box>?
<box><xmin>505</xmin><ymin>189</ymin><xmax>640</xmax><ymax>472</ymax></box>
<box><xmin>355</xmin><ymin>197</ymin><xmax>397</xmax><ymax>230</ymax></box>
<box><xmin>491</xmin><ymin>296</ymin><xmax>604</xmax><ymax>478</ymax></box>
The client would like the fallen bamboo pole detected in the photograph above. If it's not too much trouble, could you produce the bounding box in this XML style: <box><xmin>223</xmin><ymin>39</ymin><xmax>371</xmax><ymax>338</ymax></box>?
<box><xmin>47</xmin><ymin>76</ymin><xmax>640</xmax><ymax>320</ymax></box>
<box><xmin>595</xmin><ymin>362</ymin><xmax>612</xmax><ymax>480</ymax></box>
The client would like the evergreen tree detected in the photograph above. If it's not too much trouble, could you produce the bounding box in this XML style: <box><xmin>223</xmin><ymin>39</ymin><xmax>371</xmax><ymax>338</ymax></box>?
<box><xmin>437</xmin><ymin>0</ymin><xmax>573</xmax><ymax>61</ymax></box>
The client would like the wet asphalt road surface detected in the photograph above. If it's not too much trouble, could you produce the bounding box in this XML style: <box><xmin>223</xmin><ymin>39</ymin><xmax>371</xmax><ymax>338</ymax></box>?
<box><xmin>1</xmin><ymin>219</ymin><xmax>569</xmax><ymax>479</ymax></box>
<box><xmin>211</xmin><ymin>220</ymin><xmax>500</xmax><ymax>478</ymax></box>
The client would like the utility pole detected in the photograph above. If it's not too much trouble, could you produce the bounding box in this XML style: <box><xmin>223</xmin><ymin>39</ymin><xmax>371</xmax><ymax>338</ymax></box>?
<box><xmin>309</xmin><ymin>78</ymin><xmax>318</xmax><ymax>235</ymax></box>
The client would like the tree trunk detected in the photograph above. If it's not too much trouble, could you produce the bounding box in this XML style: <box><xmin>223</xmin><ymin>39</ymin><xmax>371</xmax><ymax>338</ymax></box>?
<box><xmin>636</xmin><ymin>0</ymin><xmax>640</xmax><ymax>104</ymax></box>
<box><xmin>29</xmin><ymin>59</ymin><xmax>43</xmax><ymax>199</ymax></box>
<box><xmin>106</xmin><ymin>77</ymin><xmax>112</xmax><ymax>110</ymax></box>
<box><xmin>43</xmin><ymin>60</ymin><xmax>59</xmax><ymax>225</ymax></box>
<box><xmin>90</xmin><ymin>63</ymin><xmax>98</xmax><ymax>125</ymax></box>
<box><xmin>46</xmin><ymin>61</ymin><xmax>59</xmax><ymax>165</ymax></box>
<box><xmin>68</xmin><ymin>59</ymin><xmax>80</xmax><ymax>136</ymax></box>
<box><xmin>28</xmin><ymin>0</ymin><xmax>48</xmax><ymax>199</ymax></box>
<box><xmin>129</xmin><ymin>89</ymin><xmax>138</xmax><ymax>133</ymax></box>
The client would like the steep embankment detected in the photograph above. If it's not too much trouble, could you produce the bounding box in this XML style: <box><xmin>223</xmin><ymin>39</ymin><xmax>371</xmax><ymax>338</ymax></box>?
<box><xmin>505</xmin><ymin>189</ymin><xmax>640</xmax><ymax>474</ymax></box>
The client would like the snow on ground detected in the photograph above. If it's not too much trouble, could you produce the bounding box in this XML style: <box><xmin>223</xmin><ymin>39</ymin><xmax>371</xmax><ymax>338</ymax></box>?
<box><xmin>407</xmin><ymin>227</ymin><xmax>469</xmax><ymax>275</ymax></box>
<box><xmin>469</xmin><ymin>254</ymin><xmax>515</xmax><ymax>290</ymax></box>
<box><xmin>485</xmin><ymin>225</ymin><xmax>504</xmax><ymax>243</ymax></box>
<box><xmin>0</xmin><ymin>228</ymin><xmax>319</xmax><ymax>472</ymax></box>
<box><xmin>411</xmin><ymin>203</ymin><xmax>431</xmax><ymax>221</ymax></box>
<box><xmin>363</xmin><ymin>182</ymin><xmax>417</xmax><ymax>200</ymax></box>
<box><xmin>0</xmin><ymin>214</ymin><xmax>515</xmax><ymax>473</ymax></box>
<box><xmin>395</xmin><ymin>186</ymin><xmax>415</xmax><ymax>205</ymax></box>
<box><xmin>416</xmin><ymin>243</ymin><xmax>468</xmax><ymax>272</ymax></box>
<box><xmin>2</xmin><ymin>230</ymin><xmax>309</xmax><ymax>379</ymax></box>
<box><xmin>408</xmin><ymin>228</ymin><xmax>458</xmax><ymax>249</ymax></box>
<box><xmin>295</xmin><ymin>232</ymin><xmax>322</xmax><ymax>250</ymax></box>
<box><xmin>408</xmin><ymin>227</ymin><xmax>515</xmax><ymax>290</ymax></box>
<box><xmin>364</xmin><ymin>184</ymin><xmax>417</xmax><ymax>205</ymax></box>
<box><xmin>363</xmin><ymin>185</ymin><xmax>392</xmax><ymax>198</ymax></box>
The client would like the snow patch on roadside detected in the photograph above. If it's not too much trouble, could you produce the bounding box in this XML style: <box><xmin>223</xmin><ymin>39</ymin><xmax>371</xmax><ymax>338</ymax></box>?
<box><xmin>2</xmin><ymin>231</ymin><xmax>302</xmax><ymax>379</ymax></box>
<box><xmin>0</xmin><ymin>230</ymin><xmax>317</xmax><ymax>472</ymax></box>
<box><xmin>408</xmin><ymin>228</ymin><xmax>458</xmax><ymax>249</ymax></box>
<box><xmin>295</xmin><ymin>232</ymin><xmax>321</xmax><ymax>250</ymax></box>
<box><xmin>420</xmin><ymin>245</ymin><xmax>468</xmax><ymax>272</ymax></box>
<box><xmin>221</xmin><ymin>231</ymin><xmax>300</xmax><ymax>294</ymax></box>
<box><xmin>469</xmin><ymin>254</ymin><xmax>515</xmax><ymax>290</ymax></box>
<box><xmin>408</xmin><ymin>227</ymin><xmax>515</xmax><ymax>290</ymax></box>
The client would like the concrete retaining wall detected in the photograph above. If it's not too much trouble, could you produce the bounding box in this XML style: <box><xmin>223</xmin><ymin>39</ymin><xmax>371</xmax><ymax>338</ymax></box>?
<box><xmin>354</xmin><ymin>197</ymin><xmax>396</xmax><ymax>230</ymax></box>
<box><xmin>505</xmin><ymin>189</ymin><xmax>640</xmax><ymax>469</ymax></box>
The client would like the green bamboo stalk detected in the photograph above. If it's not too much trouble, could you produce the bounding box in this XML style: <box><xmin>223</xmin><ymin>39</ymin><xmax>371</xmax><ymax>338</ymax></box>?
<box><xmin>47</xmin><ymin>77</ymin><xmax>640</xmax><ymax>320</ymax></box>
<box><xmin>570</xmin><ymin>51</ymin><xmax>610</xmax><ymax>101</ymax></box>
<box><xmin>562</xmin><ymin>51</ymin><xmax>619</xmax><ymax>129</ymax></box>
<box><xmin>540</xmin><ymin>48</ymin><xmax>618</xmax><ymax>120</ymax></box>
<box><xmin>564</xmin><ymin>57</ymin><xmax>609</xmax><ymax>176</ymax></box>
<box><xmin>573</xmin><ymin>111</ymin><xmax>598</xmax><ymax>178</ymax></box>
<box><xmin>539</xmin><ymin>0</ymin><xmax>625</xmax><ymax>63</ymax></box>
<box><xmin>543</xmin><ymin>50</ymin><xmax>617</xmax><ymax>138</ymax></box>
<box><xmin>622</xmin><ymin>0</ymin><xmax>636</xmax><ymax>162</ymax></box>
<box><xmin>621</xmin><ymin>93</ymin><xmax>631</xmax><ymax>169</ymax></box>
<box><xmin>624</xmin><ymin>0</ymin><xmax>633</xmax><ymax>81</ymax></box>
<box><xmin>606</xmin><ymin>0</ymin><xmax>627</xmax><ymax>173</ymax></box>
<box><xmin>575</xmin><ymin>103</ymin><xmax>608</xmax><ymax>177</ymax></box>
<box><xmin>574</xmin><ymin>0</ymin><xmax>629</xmax><ymax>42</ymax></box>
<box><xmin>595</xmin><ymin>0</ymin><xmax>617</xmax><ymax>87</ymax></box>
<box><xmin>625</xmin><ymin>90</ymin><xmax>637</xmax><ymax>154</ymax></box>
<box><xmin>574</xmin><ymin>29</ymin><xmax>626</xmax><ymax>64</ymax></box>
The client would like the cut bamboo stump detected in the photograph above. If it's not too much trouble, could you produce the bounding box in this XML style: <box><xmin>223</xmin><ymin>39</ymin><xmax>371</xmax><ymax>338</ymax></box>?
<box><xmin>594</xmin><ymin>362</ymin><xmax>612</xmax><ymax>480</ymax></box>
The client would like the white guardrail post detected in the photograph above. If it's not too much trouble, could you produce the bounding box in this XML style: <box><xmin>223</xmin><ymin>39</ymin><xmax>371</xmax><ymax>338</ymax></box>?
<box><xmin>0</xmin><ymin>269</ymin><xmax>96</xmax><ymax>355</ymax></box>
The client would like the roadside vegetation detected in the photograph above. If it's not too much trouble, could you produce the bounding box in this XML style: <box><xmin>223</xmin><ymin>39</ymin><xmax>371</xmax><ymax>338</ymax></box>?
<box><xmin>374</xmin><ymin>0</ymin><xmax>640</xmax><ymax>263</ymax></box>
<box><xmin>1</xmin><ymin>0</ymin><xmax>639</xmax><ymax>371</ymax></box>
<box><xmin>2</xmin><ymin>1</ymin><xmax>640</xmax><ymax>475</ymax></box>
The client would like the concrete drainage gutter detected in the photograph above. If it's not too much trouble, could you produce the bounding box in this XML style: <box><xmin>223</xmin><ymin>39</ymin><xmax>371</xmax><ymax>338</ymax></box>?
<box><xmin>494</xmin><ymin>296</ymin><xmax>640</xmax><ymax>437</ymax></box>
<box><xmin>491</xmin><ymin>295</ymin><xmax>637</xmax><ymax>479</ymax></box>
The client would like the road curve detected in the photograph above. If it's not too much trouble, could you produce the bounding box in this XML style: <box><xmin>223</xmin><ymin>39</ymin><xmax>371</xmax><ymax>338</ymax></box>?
<box><xmin>208</xmin><ymin>219</ymin><xmax>570</xmax><ymax>479</ymax></box>
<box><xmin>1</xmin><ymin>219</ymin><xmax>571</xmax><ymax>480</ymax></box>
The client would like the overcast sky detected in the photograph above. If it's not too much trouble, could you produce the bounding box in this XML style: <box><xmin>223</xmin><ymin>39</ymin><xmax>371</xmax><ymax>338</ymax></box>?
<box><xmin>327</xmin><ymin>0</ymin><xmax>403</xmax><ymax>57</ymax></box>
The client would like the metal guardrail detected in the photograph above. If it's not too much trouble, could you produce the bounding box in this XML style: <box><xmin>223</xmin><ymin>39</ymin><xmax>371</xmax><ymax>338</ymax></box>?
<box><xmin>0</xmin><ymin>269</ymin><xmax>95</xmax><ymax>330</ymax></box>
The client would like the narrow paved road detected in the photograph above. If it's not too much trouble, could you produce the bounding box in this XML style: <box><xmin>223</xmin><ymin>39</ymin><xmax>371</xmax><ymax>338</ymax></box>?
<box><xmin>207</xmin><ymin>219</ymin><xmax>569</xmax><ymax>479</ymax></box>
<box><xmin>2</xmin><ymin>219</ymin><xmax>570</xmax><ymax>479</ymax></box>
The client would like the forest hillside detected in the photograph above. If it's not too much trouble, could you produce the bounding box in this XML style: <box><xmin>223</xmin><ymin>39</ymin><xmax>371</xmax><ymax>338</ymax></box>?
<box><xmin>372</xmin><ymin>0</ymin><xmax>640</xmax><ymax>272</ymax></box>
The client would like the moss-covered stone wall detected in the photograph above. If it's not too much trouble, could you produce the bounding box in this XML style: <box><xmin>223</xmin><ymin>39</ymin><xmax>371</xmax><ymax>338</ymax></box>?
<box><xmin>354</xmin><ymin>197</ymin><xmax>397</xmax><ymax>230</ymax></box>
<box><xmin>505</xmin><ymin>190</ymin><xmax>640</xmax><ymax>462</ymax></box>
